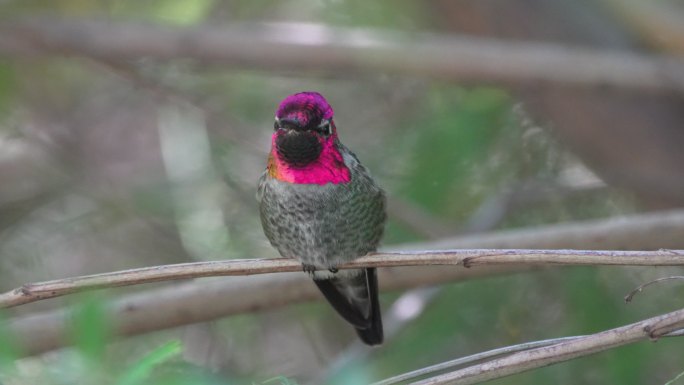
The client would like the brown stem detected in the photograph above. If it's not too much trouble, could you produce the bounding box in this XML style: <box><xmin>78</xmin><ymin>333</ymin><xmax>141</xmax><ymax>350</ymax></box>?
<box><xmin>1</xmin><ymin>249</ymin><xmax>683</xmax><ymax>309</ymax></box>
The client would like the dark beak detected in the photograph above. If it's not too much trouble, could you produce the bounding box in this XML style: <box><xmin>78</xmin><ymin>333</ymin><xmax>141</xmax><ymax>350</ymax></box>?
<box><xmin>277</xmin><ymin>118</ymin><xmax>304</xmax><ymax>131</ymax></box>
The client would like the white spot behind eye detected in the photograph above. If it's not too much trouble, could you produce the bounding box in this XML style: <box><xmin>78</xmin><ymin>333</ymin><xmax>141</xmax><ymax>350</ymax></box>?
<box><xmin>318</xmin><ymin>119</ymin><xmax>331</xmax><ymax>135</ymax></box>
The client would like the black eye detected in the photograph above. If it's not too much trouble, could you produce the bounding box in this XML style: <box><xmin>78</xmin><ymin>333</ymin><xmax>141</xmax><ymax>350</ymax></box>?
<box><xmin>273</xmin><ymin>121</ymin><xmax>279</xmax><ymax>131</ymax></box>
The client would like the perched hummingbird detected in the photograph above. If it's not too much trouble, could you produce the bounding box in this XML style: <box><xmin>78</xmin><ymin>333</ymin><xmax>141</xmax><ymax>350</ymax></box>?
<box><xmin>257</xmin><ymin>91</ymin><xmax>386</xmax><ymax>345</ymax></box>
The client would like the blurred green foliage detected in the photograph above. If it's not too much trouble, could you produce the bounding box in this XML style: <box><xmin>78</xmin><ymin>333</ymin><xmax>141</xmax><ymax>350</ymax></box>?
<box><xmin>0</xmin><ymin>295</ymin><xmax>232</xmax><ymax>385</ymax></box>
<box><xmin>401</xmin><ymin>87</ymin><xmax>510</xmax><ymax>216</ymax></box>
<box><xmin>323</xmin><ymin>0</ymin><xmax>428</xmax><ymax>29</ymax></box>
<box><xmin>69</xmin><ymin>293</ymin><xmax>111</xmax><ymax>362</ymax></box>
<box><xmin>0</xmin><ymin>63</ymin><xmax>16</xmax><ymax>117</ymax></box>
<box><xmin>115</xmin><ymin>340</ymin><xmax>182</xmax><ymax>385</ymax></box>
<box><xmin>0</xmin><ymin>311</ymin><xmax>21</xmax><ymax>375</ymax></box>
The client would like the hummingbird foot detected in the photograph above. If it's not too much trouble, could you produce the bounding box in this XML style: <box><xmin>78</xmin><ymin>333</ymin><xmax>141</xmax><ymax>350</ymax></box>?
<box><xmin>302</xmin><ymin>263</ymin><xmax>317</xmax><ymax>275</ymax></box>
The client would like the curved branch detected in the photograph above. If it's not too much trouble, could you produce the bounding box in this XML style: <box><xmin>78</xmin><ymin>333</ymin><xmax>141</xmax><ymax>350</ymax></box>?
<box><xmin>624</xmin><ymin>276</ymin><xmax>684</xmax><ymax>302</ymax></box>
<box><xmin>1</xmin><ymin>249</ymin><xmax>683</xmax><ymax>308</ymax></box>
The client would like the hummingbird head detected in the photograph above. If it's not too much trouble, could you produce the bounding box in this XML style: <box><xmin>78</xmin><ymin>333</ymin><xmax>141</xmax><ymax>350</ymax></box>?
<box><xmin>268</xmin><ymin>92</ymin><xmax>350</xmax><ymax>184</ymax></box>
<box><xmin>273</xmin><ymin>92</ymin><xmax>336</xmax><ymax>167</ymax></box>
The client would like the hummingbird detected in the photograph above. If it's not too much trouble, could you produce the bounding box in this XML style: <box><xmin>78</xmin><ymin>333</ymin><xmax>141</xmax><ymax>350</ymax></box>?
<box><xmin>257</xmin><ymin>91</ymin><xmax>386</xmax><ymax>345</ymax></box>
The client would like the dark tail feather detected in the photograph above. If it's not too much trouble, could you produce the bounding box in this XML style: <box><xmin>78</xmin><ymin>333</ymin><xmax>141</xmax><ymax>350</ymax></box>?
<box><xmin>313</xmin><ymin>268</ymin><xmax>383</xmax><ymax>346</ymax></box>
<box><xmin>314</xmin><ymin>276</ymin><xmax>369</xmax><ymax>328</ymax></box>
<box><xmin>355</xmin><ymin>268</ymin><xmax>383</xmax><ymax>345</ymax></box>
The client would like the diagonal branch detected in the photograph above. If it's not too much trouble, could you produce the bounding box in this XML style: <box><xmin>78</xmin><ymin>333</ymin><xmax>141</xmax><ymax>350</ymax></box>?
<box><xmin>409</xmin><ymin>306</ymin><xmax>684</xmax><ymax>385</ymax></box>
<box><xmin>1</xmin><ymin>249</ymin><xmax>683</xmax><ymax>309</ymax></box>
<box><xmin>373</xmin><ymin>335</ymin><xmax>586</xmax><ymax>385</ymax></box>
<box><xmin>374</xmin><ymin>329</ymin><xmax>684</xmax><ymax>385</ymax></box>
<box><xmin>1</xmin><ymin>18</ymin><xmax>684</xmax><ymax>93</ymax></box>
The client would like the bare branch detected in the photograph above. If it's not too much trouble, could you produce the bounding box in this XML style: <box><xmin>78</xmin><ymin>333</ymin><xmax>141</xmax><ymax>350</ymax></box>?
<box><xmin>375</xmin><ymin>328</ymin><xmax>684</xmax><ymax>385</ymax></box>
<box><xmin>624</xmin><ymin>276</ymin><xmax>684</xmax><ymax>303</ymax></box>
<box><xmin>1</xmin><ymin>18</ymin><xmax>684</xmax><ymax>93</ymax></box>
<box><xmin>5</xmin><ymin>266</ymin><xmax>519</xmax><ymax>357</ymax></box>
<box><xmin>1</xmin><ymin>249</ymin><xmax>683</xmax><ymax>309</ymax></box>
<box><xmin>405</xmin><ymin>209</ymin><xmax>684</xmax><ymax>252</ymax></box>
<box><xmin>5</xmin><ymin>209</ymin><xmax>684</xmax><ymax>356</ymax></box>
<box><xmin>411</xmin><ymin>307</ymin><xmax>684</xmax><ymax>385</ymax></box>
<box><xmin>373</xmin><ymin>335</ymin><xmax>585</xmax><ymax>385</ymax></box>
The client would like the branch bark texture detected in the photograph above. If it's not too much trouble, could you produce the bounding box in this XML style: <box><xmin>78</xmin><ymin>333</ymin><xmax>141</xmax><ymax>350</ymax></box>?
<box><xmin>414</xmin><ymin>307</ymin><xmax>684</xmax><ymax>384</ymax></box>
<box><xmin>2</xmin><ymin>249</ymin><xmax>683</xmax><ymax>309</ymax></box>
<box><xmin>5</xmin><ymin>209</ymin><xmax>684</xmax><ymax>356</ymax></box>
<box><xmin>1</xmin><ymin>18</ymin><xmax>684</xmax><ymax>93</ymax></box>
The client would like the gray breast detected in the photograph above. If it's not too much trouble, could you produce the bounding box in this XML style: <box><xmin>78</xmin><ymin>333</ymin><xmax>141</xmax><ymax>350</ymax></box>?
<box><xmin>257</xmin><ymin>155</ymin><xmax>386</xmax><ymax>268</ymax></box>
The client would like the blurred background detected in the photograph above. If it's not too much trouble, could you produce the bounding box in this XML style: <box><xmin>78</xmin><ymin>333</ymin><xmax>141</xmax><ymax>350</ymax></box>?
<box><xmin>1</xmin><ymin>1</ymin><xmax>684</xmax><ymax>384</ymax></box>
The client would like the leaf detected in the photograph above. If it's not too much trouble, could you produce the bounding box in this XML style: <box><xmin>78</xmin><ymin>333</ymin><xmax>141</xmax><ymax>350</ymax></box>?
<box><xmin>261</xmin><ymin>376</ymin><xmax>299</xmax><ymax>385</ymax></box>
<box><xmin>115</xmin><ymin>340</ymin><xmax>183</xmax><ymax>385</ymax></box>
<box><xmin>68</xmin><ymin>292</ymin><xmax>111</xmax><ymax>363</ymax></box>
<box><xmin>0</xmin><ymin>311</ymin><xmax>20</xmax><ymax>373</ymax></box>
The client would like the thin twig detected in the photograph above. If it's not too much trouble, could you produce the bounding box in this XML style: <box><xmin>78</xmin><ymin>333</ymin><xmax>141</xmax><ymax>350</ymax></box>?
<box><xmin>373</xmin><ymin>336</ymin><xmax>584</xmax><ymax>385</ymax></box>
<box><xmin>410</xmin><ymin>307</ymin><xmax>684</xmax><ymax>385</ymax></box>
<box><xmin>376</xmin><ymin>328</ymin><xmax>684</xmax><ymax>385</ymax></box>
<box><xmin>664</xmin><ymin>368</ymin><xmax>684</xmax><ymax>385</ymax></box>
<box><xmin>1</xmin><ymin>18</ymin><xmax>684</xmax><ymax>93</ymax></box>
<box><xmin>1</xmin><ymin>249</ymin><xmax>683</xmax><ymax>309</ymax></box>
<box><xmin>624</xmin><ymin>276</ymin><xmax>684</xmax><ymax>303</ymax></box>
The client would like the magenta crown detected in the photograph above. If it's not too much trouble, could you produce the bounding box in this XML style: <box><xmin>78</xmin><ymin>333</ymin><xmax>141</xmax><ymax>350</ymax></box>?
<box><xmin>276</xmin><ymin>92</ymin><xmax>334</xmax><ymax>128</ymax></box>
